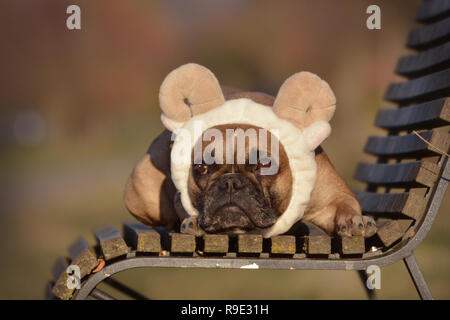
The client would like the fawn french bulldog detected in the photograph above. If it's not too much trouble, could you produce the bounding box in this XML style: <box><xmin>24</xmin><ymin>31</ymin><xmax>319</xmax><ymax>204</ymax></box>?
<box><xmin>124</xmin><ymin>63</ymin><xmax>376</xmax><ymax>238</ymax></box>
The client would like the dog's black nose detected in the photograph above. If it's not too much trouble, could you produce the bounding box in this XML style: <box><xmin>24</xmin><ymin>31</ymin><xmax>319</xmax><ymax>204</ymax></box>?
<box><xmin>219</xmin><ymin>174</ymin><xmax>244</xmax><ymax>192</ymax></box>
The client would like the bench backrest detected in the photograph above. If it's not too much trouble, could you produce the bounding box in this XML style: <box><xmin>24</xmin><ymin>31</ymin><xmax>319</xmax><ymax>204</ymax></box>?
<box><xmin>354</xmin><ymin>0</ymin><xmax>450</xmax><ymax>249</ymax></box>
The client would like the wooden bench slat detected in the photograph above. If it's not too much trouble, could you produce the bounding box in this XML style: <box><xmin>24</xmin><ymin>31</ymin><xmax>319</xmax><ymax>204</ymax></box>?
<box><xmin>170</xmin><ymin>233</ymin><xmax>196</xmax><ymax>253</ymax></box>
<box><xmin>94</xmin><ymin>225</ymin><xmax>129</xmax><ymax>260</ymax></box>
<box><xmin>416</xmin><ymin>0</ymin><xmax>450</xmax><ymax>23</ymax></box>
<box><xmin>68</xmin><ymin>237</ymin><xmax>98</xmax><ymax>278</ymax></box>
<box><xmin>238</xmin><ymin>234</ymin><xmax>263</xmax><ymax>253</ymax></box>
<box><xmin>375</xmin><ymin>98</ymin><xmax>450</xmax><ymax>131</ymax></box>
<box><xmin>354</xmin><ymin>161</ymin><xmax>440</xmax><ymax>188</ymax></box>
<box><xmin>364</xmin><ymin>130</ymin><xmax>449</xmax><ymax>158</ymax></box>
<box><xmin>123</xmin><ymin>221</ymin><xmax>161</xmax><ymax>253</ymax></box>
<box><xmin>376</xmin><ymin>221</ymin><xmax>404</xmax><ymax>247</ymax></box>
<box><xmin>203</xmin><ymin>234</ymin><xmax>229</xmax><ymax>253</ymax></box>
<box><xmin>51</xmin><ymin>257</ymin><xmax>73</xmax><ymax>300</ymax></box>
<box><xmin>52</xmin><ymin>276</ymin><xmax>73</xmax><ymax>300</ymax></box>
<box><xmin>340</xmin><ymin>236</ymin><xmax>365</xmax><ymax>255</ymax></box>
<box><xmin>406</xmin><ymin>16</ymin><xmax>450</xmax><ymax>50</ymax></box>
<box><xmin>304</xmin><ymin>236</ymin><xmax>331</xmax><ymax>255</ymax></box>
<box><xmin>396</xmin><ymin>42</ymin><xmax>450</xmax><ymax>77</ymax></box>
<box><xmin>354</xmin><ymin>189</ymin><xmax>427</xmax><ymax>219</ymax></box>
<box><xmin>384</xmin><ymin>68</ymin><xmax>450</xmax><ymax>104</ymax></box>
<box><xmin>270</xmin><ymin>236</ymin><xmax>296</xmax><ymax>255</ymax></box>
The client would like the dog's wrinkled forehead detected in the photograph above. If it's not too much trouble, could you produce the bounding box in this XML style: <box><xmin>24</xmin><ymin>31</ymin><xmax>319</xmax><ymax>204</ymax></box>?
<box><xmin>192</xmin><ymin>123</ymin><xmax>281</xmax><ymax>164</ymax></box>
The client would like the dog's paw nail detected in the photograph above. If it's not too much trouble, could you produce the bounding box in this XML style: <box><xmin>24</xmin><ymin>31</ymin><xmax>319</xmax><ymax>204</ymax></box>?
<box><xmin>362</xmin><ymin>216</ymin><xmax>377</xmax><ymax>238</ymax></box>
<box><xmin>180</xmin><ymin>217</ymin><xmax>205</xmax><ymax>236</ymax></box>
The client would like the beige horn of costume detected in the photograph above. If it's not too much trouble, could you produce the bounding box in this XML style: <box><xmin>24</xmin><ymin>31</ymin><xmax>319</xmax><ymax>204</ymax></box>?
<box><xmin>273</xmin><ymin>72</ymin><xmax>336</xmax><ymax>128</ymax></box>
<box><xmin>159</xmin><ymin>63</ymin><xmax>226</xmax><ymax>131</ymax></box>
<box><xmin>273</xmin><ymin>72</ymin><xmax>336</xmax><ymax>150</ymax></box>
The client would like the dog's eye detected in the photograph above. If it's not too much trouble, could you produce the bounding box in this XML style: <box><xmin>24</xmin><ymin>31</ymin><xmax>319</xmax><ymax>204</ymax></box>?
<box><xmin>194</xmin><ymin>164</ymin><xmax>208</xmax><ymax>175</ymax></box>
<box><xmin>256</xmin><ymin>158</ymin><xmax>271</xmax><ymax>170</ymax></box>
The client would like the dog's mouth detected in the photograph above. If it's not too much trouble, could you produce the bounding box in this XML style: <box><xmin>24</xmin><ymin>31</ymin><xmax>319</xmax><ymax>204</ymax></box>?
<box><xmin>199</xmin><ymin>202</ymin><xmax>254</xmax><ymax>233</ymax></box>
<box><xmin>199</xmin><ymin>201</ymin><xmax>277</xmax><ymax>234</ymax></box>
<box><xmin>215</xmin><ymin>203</ymin><xmax>246</xmax><ymax>217</ymax></box>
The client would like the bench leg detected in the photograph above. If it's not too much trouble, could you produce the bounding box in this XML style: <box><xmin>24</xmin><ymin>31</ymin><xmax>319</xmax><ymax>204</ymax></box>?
<box><xmin>357</xmin><ymin>270</ymin><xmax>377</xmax><ymax>300</ymax></box>
<box><xmin>403</xmin><ymin>253</ymin><xmax>432</xmax><ymax>300</ymax></box>
<box><xmin>103</xmin><ymin>277</ymin><xmax>150</xmax><ymax>300</ymax></box>
<box><xmin>89</xmin><ymin>288</ymin><xmax>116</xmax><ymax>300</ymax></box>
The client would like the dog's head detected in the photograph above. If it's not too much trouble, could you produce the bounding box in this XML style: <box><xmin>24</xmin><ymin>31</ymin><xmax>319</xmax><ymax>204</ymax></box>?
<box><xmin>162</xmin><ymin>63</ymin><xmax>336</xmax><ymax>237</ymax></box>
<box><xmin>187</xmin><ymin>123</ymin><xmax>292</xmax><ymax>234</ymax></box>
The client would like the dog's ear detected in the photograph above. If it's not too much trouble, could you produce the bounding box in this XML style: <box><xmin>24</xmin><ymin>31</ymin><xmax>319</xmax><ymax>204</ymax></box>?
<box><xmin>273</xmin><ymin>72</ymin><xmax>336</xmax><ymax>150</ymax></box>
<box><xmin>159</xmin><ymin>63</ymin><xmax>226</xmax><ymax>131</ymax></box>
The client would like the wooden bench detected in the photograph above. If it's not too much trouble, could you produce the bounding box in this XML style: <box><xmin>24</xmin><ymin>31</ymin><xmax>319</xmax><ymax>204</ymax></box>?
<box><xmin>46</xmin><ymin>0</ymin><xmax>449</xmax><ymax>300</ymax></box>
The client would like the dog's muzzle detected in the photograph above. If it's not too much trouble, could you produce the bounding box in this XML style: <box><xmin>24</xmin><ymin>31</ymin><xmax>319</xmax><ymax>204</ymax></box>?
<box><xmin>199</xmin><ymin>173</ymin><xmax>278</xmax><ymax>233</ymax></box>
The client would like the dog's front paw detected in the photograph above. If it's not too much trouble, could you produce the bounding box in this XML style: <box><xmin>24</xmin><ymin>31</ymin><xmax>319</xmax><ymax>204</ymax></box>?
<box><xmin>180</xmin><ymin>216</ymin><xmax>205</xmax><ymax>236</ymax></box>
<box><xmin>335</xmin><ymin>203</ymin><xmax>376</xmax><ymax>238</ymax></box>
<box><xmin>360</xmin><ymin>216</ymin><xmax>377</xmax><ymax>237</ymax></box>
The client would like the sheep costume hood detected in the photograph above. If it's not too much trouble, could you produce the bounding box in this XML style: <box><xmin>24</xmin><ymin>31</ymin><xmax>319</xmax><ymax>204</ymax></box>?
<box><xmin>160</xmin><ymin>63</ymin><xmax>336</xmax><ymax>238</ymax></box>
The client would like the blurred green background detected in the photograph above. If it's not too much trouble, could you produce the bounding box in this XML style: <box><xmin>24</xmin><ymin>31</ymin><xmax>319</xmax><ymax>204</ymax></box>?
<box><xmin>1</xmin><ymin>0</ymin><xmax>448</xmax><ymax>299</ymax></box>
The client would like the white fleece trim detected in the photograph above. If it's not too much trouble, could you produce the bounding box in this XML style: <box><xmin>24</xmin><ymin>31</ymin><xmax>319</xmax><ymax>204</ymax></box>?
<box><xmin>161</xmin><ymin>113</ymin><xmax>185</xmax><ymax>132</ymax></box>
<box><xmin>170</xmin><ymin>98</ymin><xmax>317</xmax><ymax>237</ymax></box>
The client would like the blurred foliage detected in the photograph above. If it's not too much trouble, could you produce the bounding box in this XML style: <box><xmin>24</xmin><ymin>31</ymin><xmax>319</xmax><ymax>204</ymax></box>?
<box><xmin>1</xmin><ymin>0</ymin><xmax>449</xmax><ymax>299</ymax></box>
